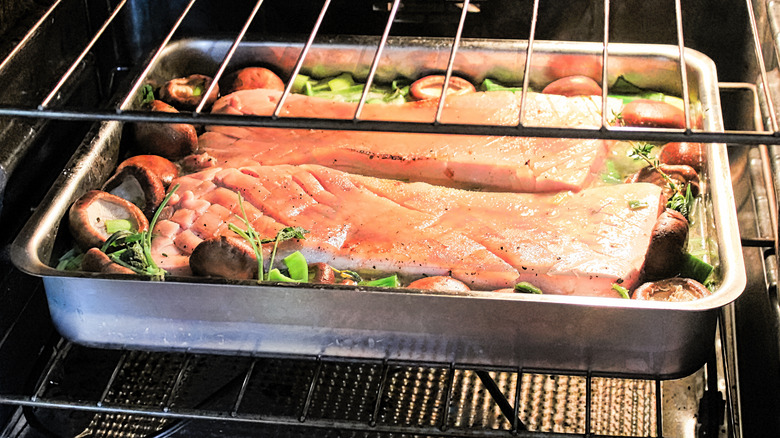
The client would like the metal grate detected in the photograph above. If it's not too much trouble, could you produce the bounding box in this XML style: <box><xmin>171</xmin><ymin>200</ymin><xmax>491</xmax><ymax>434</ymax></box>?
<box><xmin>0</xmin><ymin>339</ymin><xmax>678</xmax><ymax>437</ymax></box>
<box><xmin>0</xmin><ymin>0</ymin><xmax>774</xmax><ymax>145</ymax></box>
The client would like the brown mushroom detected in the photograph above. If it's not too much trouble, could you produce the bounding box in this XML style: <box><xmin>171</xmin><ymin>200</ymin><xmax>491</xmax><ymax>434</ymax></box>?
<box><xmin>633</xmin><ymin>277</ymin><xmax>710</xmax><ymax>301</ymax></box>
<box><xmin>542</xmin><ymin>75</ymin><xmax>602</xmax><ymax>96</ymax></box>
<box><xmin>102</xmin><ymin>164</ymin><xmax>166</xmax><ymax>218</ymax></box>
<box><xmin>159</xmin><ymin>74</ymin><xmax>219</xmax><ymax>110</ymax></box>
<box><xmin>620</xmin><ymin>99</ymin><xmax>685</xmax><ymax>128</ymax></box>
<box><xmin>81</xmin><ymin>247</ymin><xmax>136</xmax><ymax>275</ymax></box>
<box><xmin>627</xmin><ymin>163</ymin><xmax>700</xmax><ymax>200</ymax></box>
<box><xmin>189</xmin><ymin>236</ymin><xmax>258</xmax><ymax>279</ymax></box>
<box><xmin>308</xmin><ymin>262</ymin><xmax>335</xmax><ymax>284</ymax></box>
<box><xmin>226</xmin><ymin>67</ymin><xmax>285</xmax><ymax>93</ymax></box>
<box><xmin>407</xmin><ymin>276</ymin><xmax>471</xmax><ymax>292</ymax></box>
<box><xmin>116</xmin><ymin>155</ymin><xmax>179</xmax><ymax>187</ymax></box>
<box><xmin>659</xmin><ymin>142</ymin><xmax>706</xmax><ymax>172</ymax></box>
<box><xmin>133</xmin><ymin>100</ymin><xmax>198</xmax><ymax>160</ymax></box>
<box><xmin>641</xmin><ymin>208</ymin><xmax>689</xmax><ymax>282</ymax></box>
<box><xmin>68</xmin><ymin>190</ymin><xmax>149</xmax><ymax>250</ymax></box>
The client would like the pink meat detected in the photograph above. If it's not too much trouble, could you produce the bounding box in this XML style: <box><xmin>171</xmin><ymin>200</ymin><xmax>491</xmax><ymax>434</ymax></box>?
<box><xmin>154</xmin><ymin>164</ymin><xmax>663</xmax><ymax>297</ymax></box>
<box><xmin>198</xmin><ymin>89</ymin><xmax>621</xmax><ymax>193</ymax></box>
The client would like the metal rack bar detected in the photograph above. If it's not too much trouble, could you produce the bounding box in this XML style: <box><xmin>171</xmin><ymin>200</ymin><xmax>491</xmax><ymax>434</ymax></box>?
<box><xmin>194</xmin><ymin>0</ymin><xmax>266</xmax><ymax>114</ymax></box>
<box><xmin>164</xmin><ymin>354</ymin><xmax>194</xmax><ymax>412</ymax></box>
<box><xmin>516</xmin><ymin>0</ymin><xmax>540</xmax><ymax>127</ymax></box>
<box><xmin>299</xmin><ymin>356</ymin><xmax>322</xmax><ymax>423</ymax></box>
<box><xmin>673</xmin><ymin>0</ymin><xmax>692</xmax><ymax>132</ymax></box>
<box><xmin>369</xmin><ymin>360</ymin><xmax>390</xmax><ymax>427</ymax></box>
<box><xmin>433</xmin><ymin>0</ymin><xmax>471</xmax><ymax>124</ymax></box>
<box><xmin>0</xmin><ymin>0</ymin><xmax>64</xmax><ymax>73</ymax></box>
<box><xmin>748</xmin><ymin>0</ymin><xmax>779</xmax><ymax>133</ymax></box>
<box><xmin>39</xmin><ymin>0</ymin><xmax>128</xmax><ymax>109</ymax></box>
<box><xmin>231</xmin><ymin>358</ymin><xmax>257</xmax><ymax>416</ymax></box>
<box><xmin>118</xmin><ymin>0</ymin><xmax>199</xmax><ymax>111</ymax></box>
<box><xmin>274</xmin><ymin>0</ymin><xmax>332</xmax><ymax>116</ymax></box>
<box><xmin>599</xmin><ymin>0</ymin><xmax>611</xmax><ymax>130</ymax></box>
<box><xmin>2</xmin><ymin>105</ymin><xmax>779</xmax><ymax>145</ymax></box>
<box><xmin>353</xmin><ymin>0</ymin><xmax>401</xmax><ymax>119</ymax></box>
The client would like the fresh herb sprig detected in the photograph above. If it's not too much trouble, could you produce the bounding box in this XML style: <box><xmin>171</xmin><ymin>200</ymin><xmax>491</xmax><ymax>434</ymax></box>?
<box><xmin>629</xmin><ymin>143</ymin><xmax>695</xmax><ymax>219</ymax></box>
<box><xmin>228</xmin><ymin>193</ymin><xmax>309</xmax><ymax>282</ymax></box>
<box><xmin>101</xmin><ymin>184</ymin><xmax>180</xmax><ymax>280</ymax></box>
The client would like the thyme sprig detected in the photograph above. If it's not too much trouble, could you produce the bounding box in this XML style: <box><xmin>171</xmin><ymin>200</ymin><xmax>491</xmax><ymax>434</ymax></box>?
<box><xmin>102</xmin><ymin>184</ymin><xmax>180</xmax><ymax>280</ymax></box>
<box><xmin>629</xmin><ymin>143</ymin><xmax>695</xmax><ymax>219</ymax></box>
<box><xmin>228</xmin><ymin>192</ymin><xmax>309</xmax><ymax>282</ymax></box>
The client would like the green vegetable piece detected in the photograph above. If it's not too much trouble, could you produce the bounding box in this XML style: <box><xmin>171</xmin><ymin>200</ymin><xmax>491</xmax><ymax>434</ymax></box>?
<box><xmin>328</xmin><ymin>73</ymin><xmax>355</xmax><ymax>92</ymax></box>
<box><xmin>600</xmin><ymin>160</ymin><xmax>622</xmax><ymax>184</ymax></box>
<box><xmin>514</xmin><ymin>282</ymin><xmax>543</xmax><ymax>294</ymax></box>
<box><xmin>679</xmin><ymin>253</ymin><xmax>714</xmax><ymax>284</ymax></box>
<box><xmin>140</xmin><ymin>84</ymin><xmax>155</xmax><ymax>104</ymax></box>
<box><xmin>291</xmin><ymin>74</ymin><xmax>310</xmax><ymax>93</ymax></box>
<box><xmin>56</xmin><ymin>247</ymin><xmax>85</xmax><ymax>271</ymax></box>
<box><xmin>610</xmin><ymin>76</ymin><xmax>646</xmax><ymax>94</ymax></box>
<box><xmin>267</xmin><ymin>268</ymin><xmax>298</xmax><ymax>283</ymax></box>
<box><xmin>628</xmin><ymin>200</ymin><xmax>649</xmax><ymax>210</ymax></box>
<box><xmin>612</xmin><ymin>283</ymin><xmax>630</xmax><ymax>299</ymax></box>
<box><xmin>360</xmin><ymin>274</ymin><xmax>399</xmax><ymax>288</ymax></box>
<box><xmin>192</xmin><ymin>86</ymin><xmax>203</xmax><ymax>97</ymax></box>
<box><xmin>304</xmin><ymin>81</ymin><xmax>315</xmax><ymax>96</ymax></box>
<box><xmin>284</xmin><ymin>251</ymin><xmax>308</xmax><ymax>282</ymax></box>
<box><xmin>480</xmin><ymin>78</ymin><xmax>523</xmax><ymax>92</ymax></box>
<box><xmin>105</xmin><ymin>219</ymin><xmax>133</xmax><ymax>234</ymax></box>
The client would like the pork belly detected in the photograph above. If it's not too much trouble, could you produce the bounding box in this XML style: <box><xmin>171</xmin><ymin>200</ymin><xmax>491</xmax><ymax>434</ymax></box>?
<box><xmin>198</xmin><ymin>89</ymin><xmax>621</xmax><ymax>193</ymax></box>
<box><xmin>154</xmin><ymin>164</ymin><xmax>664</xmax><ymax>297</ymax></box>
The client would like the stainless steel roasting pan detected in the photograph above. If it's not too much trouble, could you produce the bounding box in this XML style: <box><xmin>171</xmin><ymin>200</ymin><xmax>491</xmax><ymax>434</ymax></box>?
<box><xmin>11</xmin><ymin>37</ymin><xmax>746</xmax><ymax>378</ymax></box>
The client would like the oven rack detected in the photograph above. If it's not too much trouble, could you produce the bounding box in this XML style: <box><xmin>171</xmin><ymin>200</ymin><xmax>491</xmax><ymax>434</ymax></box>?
<box><xmin>0</xmin><ymin>334</ymin><xmax>732</xmax><ymax>438</ymax></box>
<box><xmin>0</xmin><ymin>0</ymin><xmax>777</xmax><ymax>146</ymax></box>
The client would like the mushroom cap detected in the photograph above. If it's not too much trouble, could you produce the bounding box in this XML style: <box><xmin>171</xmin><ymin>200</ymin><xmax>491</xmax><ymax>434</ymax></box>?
<box><xmin>633</xmin><ymin>277</ymin><xmax>710</xmax><ymax>301</ymax></box>
<box><xmin>102</xmin><ymin>164</ymin><xmax>166</xmax><ymax>218</ymax></box>
<box><xmin>133</xmin><ymin>100</ymin><xmax>198</xmax><ymax>160</ymax></box>
<box><xmin>159</xmin><ymin>74</ymin><xmax>219</xmax><ymax>110</ymax></box>
<box><xmin>641</xmin><ymin>208</ymin><xmax>689</xmax><ymax>281</ymax></box>
<box><xmin>81</xmin><ymin>247</ymin><xmax>136</xmax><ymax>275</ymax></box>
<box><xmin>407</xmin><ymin>275</ymin><xmax>471</xmax><ymax>292</ymax></box>
<box><xmin>117</xmin><ymin>155</ymin><xmax>179</xmax><ymax>187</ymax></box>
<box><xmin>68</xmin><ymin>190</ymin><xmax>149</xmax><ymax>250</ymax></box>
<box><xmin>226</xmin><ymin>67</ymin><xmax>285</xmax><ymax>93</ymax></box>
<box><xmin>189</xmin><ymin>236</ymin><xmax>258</xmax><ymax>279</ymax></box>
<box><xmin>309</xmin><ymin>262</ymin><xmax>335</xmax><ymax>284</ymax></box>
<box><xmin>627</xmin><ymin>163</ymin><xmax>700</xmax><ymax>199</ymax></box>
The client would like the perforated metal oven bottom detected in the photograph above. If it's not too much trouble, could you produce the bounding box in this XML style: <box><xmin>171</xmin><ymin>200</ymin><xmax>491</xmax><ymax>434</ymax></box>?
<box><xmin>13</xmin><ymin>342</ymin><xmax>672</xmax><ymax>438</ymax></box>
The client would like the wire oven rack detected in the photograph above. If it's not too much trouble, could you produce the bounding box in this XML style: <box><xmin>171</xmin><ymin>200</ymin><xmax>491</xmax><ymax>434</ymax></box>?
<box><xmin>1</xmin><ymin>0</ymin><xmax>780</xmax><ymax>436</ymax></box>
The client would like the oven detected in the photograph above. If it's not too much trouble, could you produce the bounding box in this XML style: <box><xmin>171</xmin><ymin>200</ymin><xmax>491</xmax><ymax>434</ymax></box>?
<box><xmin>0</xmin><ymin>0</ymin><xmax>779</xmax><ymax>436</ymax></box>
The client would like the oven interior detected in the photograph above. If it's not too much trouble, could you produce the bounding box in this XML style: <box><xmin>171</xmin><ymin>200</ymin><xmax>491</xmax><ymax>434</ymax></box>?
<box><xmin>1</xmin><ymin>0</ymin><xmax>780</xmax><ymax>436</ymax></box>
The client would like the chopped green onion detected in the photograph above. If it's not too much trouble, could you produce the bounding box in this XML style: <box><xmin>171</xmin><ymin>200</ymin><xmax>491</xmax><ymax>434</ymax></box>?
<box><xmin>284</xmin><ymin>251</ymin><xmax>308</xmax><ymax>282</ymax></box>
<box><xmin>360</xmin><ymin>274</ymin><xmax>399</xmax><ymax>288</ymax></box>
<box><xmin>292</xmin><ymin>74</ymin><xmax>311</xmax><ymax>93</ymax></box>
<box><xmin>628</xmin><ymin>200</ymin><xmax>649</xmax><ymax>210</ymax></box>
<box><xmin>600</xmin><ymin>160</ymin><xmax>622</xmax><ymax>184</ymax></box>
<box><xmin>267</xmin><ymin>268</ymin><xmax>298</xmax><ymax>283</ymax></box>
<box><xmin>514</xmin><ymin>282</ymin><xmax>543</xmax><ymax>294</ymax></box>
<box><xmin>679</xmin><ymin>253</ymin><xmax>714</xmax><ymax>284</ymax></box>
<box><xmin>56</xmin><ymin>247</ymin><xmax>84</xmax><ymax>271</ymax></box>
<box><xmin>480</xmin><ymin>78</ymin><xmax>525</xmax><ymax>92</ymax></box>
<box><xmin>612</xmin><ymin>283</ymin><xmax>631</xmax><ymax>299</ymax></box>
<box><xmin>105</xmin><ymin>219</ymin><xmax>133</xmax><ymax>234</ymax></box>
<box><xmin>140</xmin><ymin>84</ymin><xmax>155</xmax><ymax>104</ymax></box>
<box><xmin>328</xmin><ymin>73</ymin><xmax>355</xmax><ymax>91</ymax></box>
<box><xmin>304</xmin><ymin>80</ymin><xmax>314</xmax><ymax>96</ymax></box>
<box><xmin>192</xmin><ymin>86</ymin><xmax>203</xmax><ymax>97</ymax></box>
